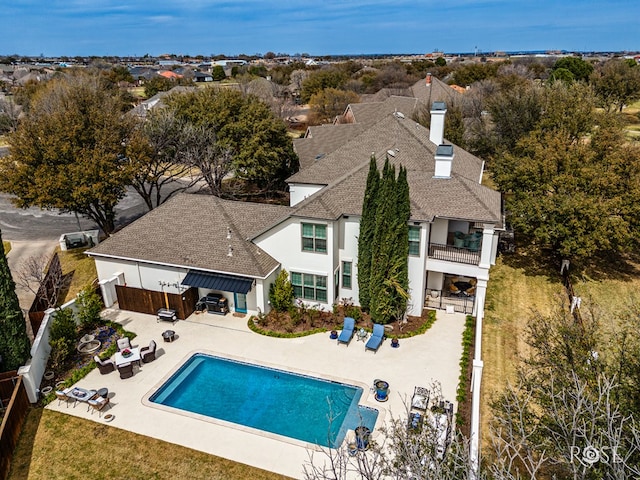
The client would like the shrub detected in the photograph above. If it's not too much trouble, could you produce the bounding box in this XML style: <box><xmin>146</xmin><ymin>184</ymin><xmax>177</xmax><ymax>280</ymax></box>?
<box><xmin>49</xmin><ymin>308</ymin><xmax>77</xmax><ymax>343</ymax></box>
<box><xmin>49</xmin><ymin>337</ymin><xmax>72</xmax><ymax>371</ymax></box>
<box><xmin>75</xmin><ymin>286</ymin><xmax>103</xmax><ymax>328</ymax></box>
<box><xmin>345</xmin><ymin>305</ymin><xmax>362</xmax><ymax>321</ymax></box>
<box><xmin>269</xmin><ymin>269</ymin><xmax>294</xmax><ymax>312</ymax></box>
<box><xmin>288</xmin><ymin>306</ymin><xmax>303</xmax><ymax>326</ymax></box>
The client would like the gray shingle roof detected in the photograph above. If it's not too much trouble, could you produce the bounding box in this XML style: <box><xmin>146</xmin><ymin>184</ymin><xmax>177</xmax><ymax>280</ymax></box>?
<box><xmin>88</xmin><ymin>194</ymin><xmax>290</xmax><ymax>278</ymax></box>
<box><xmin>341</xmin><ymin>96</ymin><xmax>419</xmax><ymax>127</ymax></box>
<box><xmin>411</xmin><ymin>76</ymin><xmax>463</xmax><ymax>108</ymax></box>
<box><xmin>288</xmin><ymin>112</ymin><xmax>501</xmax><ymax>224</ymax></box>
<box><xmin>288</xmin><ymin>112</ymin><xmax>483</xmax><ymax>186</ymax></box>
<box><xmin>293</xmin><ymin>124</ymin><xmax>366</xmax><ymax>170</ymax></box>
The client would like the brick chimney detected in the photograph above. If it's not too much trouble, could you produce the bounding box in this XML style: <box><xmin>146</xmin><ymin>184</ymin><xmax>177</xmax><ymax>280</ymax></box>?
<box><xmin>434</xmin><ymin>144</ymin><xmax>454</xmax><ymax>178</ymax></box>
<box><xmin>429</xmin><ymin>101</ymin><xmax>447</xmax><ymax>146</ymax></box>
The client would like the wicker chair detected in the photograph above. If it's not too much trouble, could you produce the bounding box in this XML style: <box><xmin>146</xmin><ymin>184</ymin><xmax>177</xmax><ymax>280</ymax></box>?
<box><xmin>54</xmin><ymin>389</ymin><xmax>75</xmax><ymax>407</ymax></box>
<box><xmin>88</xmin><ymin>396</ymin><xmax>111</xmax><ymax>417</ymax></box>
<box><xmin>117</xmin><ymin>361</ymin><xmax>134</xmax><ymax>379</ymax></box>
<box><xmin>140</xmin><ymin>340</ymin><xmax>157</xmax><ymax>363</ymax></box>
<box><xmin>117</xmin><ymin>337</ymin><xmax>132</xmax><ymax>351</ymax></box>
<box><xmin>94</xmin><ymin>355</ymin><xmax>116</xmax><ymax>374</ymax></box>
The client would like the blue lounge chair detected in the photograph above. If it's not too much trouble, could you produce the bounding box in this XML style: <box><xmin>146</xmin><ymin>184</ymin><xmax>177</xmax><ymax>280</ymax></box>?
<box><xmin>337</xmin><ymin>317</ymin><xmax>355</xmax><ymax>344</ymax></box>
<box><xmin>365</xmin><ymin>324</ymin><xmax>385</xmax><ymax>352</ymax></box>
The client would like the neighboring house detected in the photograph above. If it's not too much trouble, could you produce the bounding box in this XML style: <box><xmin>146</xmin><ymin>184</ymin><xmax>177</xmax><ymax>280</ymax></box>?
<box><xmin>194</xmin><ymin>71</ymin><xmax>213</xmax><ymax>83</ymax></box>
<box><xmin>158</xmin><ymin>70</ymin><xmax>183</xmax><ymax>80</ymax></box>
<box><xmin>89</xmin><ymin>97</ymin><xmax>502</xmax><ymax>322</ymax></box>
<box><xmin>130</xmin><ymin>85</ymin><xmax>197</xmax><ymax>118</ymax></box>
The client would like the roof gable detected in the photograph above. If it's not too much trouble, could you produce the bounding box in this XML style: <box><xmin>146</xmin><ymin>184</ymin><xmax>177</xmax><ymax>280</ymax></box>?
<box><xmin>89</xmin><ymin>194</ymin><xmax>290</xmax><ymax>278</ymax></box>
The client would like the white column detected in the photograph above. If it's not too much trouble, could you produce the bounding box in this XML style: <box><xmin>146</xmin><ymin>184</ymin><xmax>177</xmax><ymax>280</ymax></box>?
<box><xmin>469</xmin><ymin>359</ymin><xmax>484</xmax><ymax>477</ymax></box>
<box><xmin>470</xmin><ymin>277</ymin><xmax>487</xmax><ymax>478</ymax></box>
<box><xmin>479</xmin><ymin>224</ymin><xmax>495</xmax><ymax>268</ymax></box>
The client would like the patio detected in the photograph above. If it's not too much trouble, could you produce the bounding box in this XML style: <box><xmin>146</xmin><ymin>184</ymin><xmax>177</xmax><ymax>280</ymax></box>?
<box><xmin>46</xmin><ymin>307</ymin><xmax>466</xmax><ymax>479</ymax></box>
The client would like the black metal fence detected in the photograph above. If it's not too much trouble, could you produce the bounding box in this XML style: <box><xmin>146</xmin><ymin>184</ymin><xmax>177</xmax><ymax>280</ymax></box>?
<box><xmin>428</xmin><ymin>243</ymin><xmax>481</xmax><ymax>266</ymax></box>
<box><xmin>424</xmin><ymin>290</ymin><xmax>475</xmax><ymax>314</ymax></box>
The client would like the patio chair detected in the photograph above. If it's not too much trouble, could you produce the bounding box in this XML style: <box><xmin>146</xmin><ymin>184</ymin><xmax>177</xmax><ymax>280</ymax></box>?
<box><xmin>94</xmin><ymin>355</ymin><xmax>116</xmax><ymax>374</ymax></box>
<box><xmin>117</xmin><ymin>361</ymin><xmax>134</xmax><ymax>379</ymax></box>
<box><xmin>337</xmin><ymin>317</ymin><xmax>355</xmax><ymax>345</ymax></box>
<box><xmin>117</xmin><ymin>337</ymin><xmax>132</xmax><ymax>351</ymax></box>
<box><xmin>140</xmin><ymin>339</ymin><xmax>157</xmax><ymax>363</ymax></box>
<box><xmin>88</xmin><ymin>396</ymin><xmax>112</xmax><ymax>417</ymax></box>
<box><xmin>411</xmin><ymin>386</ymin><xmax>430</xmax><ymax>412</ymax></box>
<box><xmin>365</xmin><ymin>324</ymin><xmax>385</xmax><ymax>352</ymax></box>
<box><xmin>54</xmin><ymin>389</ymin><xmax>75</xmax><ymax>408</ymax></box>
<box><xmin>408</xmin><ymin>411</ymin><xmax>423</xmax><ymax>432</ymax></box>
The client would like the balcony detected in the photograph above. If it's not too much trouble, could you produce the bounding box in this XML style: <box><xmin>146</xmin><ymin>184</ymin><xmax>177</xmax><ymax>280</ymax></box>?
<box><xmin>427</xmin><ymin>243</ymin><xmax>480</xmax><ymax>266</ymax></box>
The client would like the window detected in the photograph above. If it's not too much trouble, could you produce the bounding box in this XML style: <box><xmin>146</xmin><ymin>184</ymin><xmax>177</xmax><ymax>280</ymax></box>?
<box><xmin>301</xmin><ymin>223</ymin><xmax>327</xmax><ymax>253</ymax></box>
<box><xmin>291</xmin><ymin>272</ymin><xmax>327</xmax><ymax>302</ymax></box>
<box><xmin>342</xmin><ymin>261</ymin><xmax>352</xmax><ymax>289</ymax></box>
<box><xmin>409</xmin><ymin>226</ymin><xmax>421</xmax><ymax>256</ymax></box>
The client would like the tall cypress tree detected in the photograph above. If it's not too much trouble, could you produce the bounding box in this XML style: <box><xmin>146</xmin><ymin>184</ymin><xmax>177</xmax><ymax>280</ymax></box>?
<box><xmin>360</xmin><ymin>161</ymin><xmax>411</xmax><ymax>324</ymax></box>
<box><xmin>357</xmin><ymin>155</ymin><xmax>380</xmax><ymax>311</ymax></box>
<box><xmin>369</xmin><ymin>159</ymin><xmax>398</xmax><ymax>323</ymax></box>
<box><xmin>391</xmin><ymin>166</ymin><xmax>410</xmax><ymax>316</ymax></box>
<box><xmin>0</xmin><ymin>230</ymin><xmax>31</xmax><ymax>371</ymax></box>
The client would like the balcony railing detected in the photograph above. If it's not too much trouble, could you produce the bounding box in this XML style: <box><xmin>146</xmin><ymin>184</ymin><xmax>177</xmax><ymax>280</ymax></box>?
<box><xmin>425</xmin><ymin>290</ymin><xmax>474</xmax><ymax>315</ymax></box>
<box><xmin>428</xmin><ymin>243</ymin><xmax>481</xmax><ymax>266</ymax></box>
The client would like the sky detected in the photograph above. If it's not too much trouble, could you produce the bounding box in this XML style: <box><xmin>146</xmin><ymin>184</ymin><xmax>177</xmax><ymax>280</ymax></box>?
<box><xmin>1</xmin><ymin>0</ymin><xmax>638</xmax><ymax>57</ymax></box>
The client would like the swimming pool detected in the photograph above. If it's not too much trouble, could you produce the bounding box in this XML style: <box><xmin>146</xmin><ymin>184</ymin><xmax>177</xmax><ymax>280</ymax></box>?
<box><xmin>149</xmin><ymin>353</ymin><xmax>378</xmax><ymax>447</ymax></box>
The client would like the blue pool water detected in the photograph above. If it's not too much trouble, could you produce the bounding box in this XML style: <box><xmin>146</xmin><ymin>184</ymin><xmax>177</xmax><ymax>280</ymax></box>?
<box><xmin>150</xmin><ymin>353</ymin><xmax>378</xmax><ymax>447</ymax></box>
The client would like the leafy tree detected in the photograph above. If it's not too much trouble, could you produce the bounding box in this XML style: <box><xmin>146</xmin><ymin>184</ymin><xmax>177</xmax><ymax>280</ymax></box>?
<box><xmin>48</xmin><ymin>308</ymin><xmax>77</xmax><ymax>370</ymax></box>
<box><xmin>487</xmin><ymin>82</ymin><xmax>542</xmax><ymax>152</ymax></box>
<box><xmin>451</xmin><ymin>61</ymin><xmax>502</xmax><ymax>86</ymax></box>
<box><xmin>591</xmin><ymin>58</ymin><xmax>640</xmax><ymax>112</ymax></box>
<box><xmin>357</xmin><ymin>156</ymin><xmax>380</xmax><ymax>311</ymax></box>
<box><xmin>552</xmin><ymin>56</ymin><xmax>594</xmax><ymax>82</ymax></box>
<box><xmin>0</xmin><ymin>73</ymin><xmax>134</xmax><ymax>235</ymax></box>
<box><xmin>143</xmin><ymin>75</ymin><xmax>175</xmax><ymax>98</ymax></box>
<box><xmin>492</xmin><ymin>83</ymin><xmax>640</xmax><ymax>263</ymax></box>
<box><xmin>75</xmin><ymin>286</ymin><xmax>103</xmax><ymax>329</ymax></box>
<box><xmin>548</xmin><ymin>67</ymin><xmax>574</xmax><ymax>84</ymax></box>
<box><xmin>211</xmin><ymin>65</ymin><xmax>226</xmax><ymax>81</ymax></box>
<box><xmin>300</xmin><ymin>69</ymin><xmax>348</xmax><ymax>103</ymax></box>
<box><xmin>125</xmin><ymin>110</ymin><xmax>201</xmax><ymax>209</ymax></box>
<box><xmin>269</xmin><ymin>269</ymin><xmax>294</xmax><ymax>312</ymax></box>
<box><xmin>308</xmin><ymin>88</ymin><xmax>359</xmax><ymax>125</ymax></box>
<box><xmin>0</xmin><ymin>96</ymin><xmax>21</xmax><ymax>133</ymax></box>
<box><xmin>105</xmin><ymin>66</ymin><xmax>134</xmax><ymax>85</ymax></box>
<box><xmin>165</xmin><ymin>87</ymin><xmax>298</xmax><ymax>192</ymax></box>
<box><xmin>0</xmin><ymin>229</ymin><xmax>31</xmax><ymax>371</ymax></box>
<box><xmin>435</xmin><ymin>56</ymin><xmax>447</xmax><ymax>67</ymax></box>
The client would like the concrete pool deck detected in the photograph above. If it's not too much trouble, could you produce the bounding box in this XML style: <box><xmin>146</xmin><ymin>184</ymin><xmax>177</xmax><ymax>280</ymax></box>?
<box><xmin>46</xmin><ymin>308</ymin><xmax>466</xmax><ymax>479</ymax></box>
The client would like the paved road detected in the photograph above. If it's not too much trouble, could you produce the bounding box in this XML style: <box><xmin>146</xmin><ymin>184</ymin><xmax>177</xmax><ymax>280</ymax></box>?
<box><xmin>0</xmin><ymin>187</ymin><xmax>150</xmax><ymax>242</ymax></box>
<box><xmin>1</xmin><ymin>187</ymin><xmax>152</xmax><ymax>315</ymax></box>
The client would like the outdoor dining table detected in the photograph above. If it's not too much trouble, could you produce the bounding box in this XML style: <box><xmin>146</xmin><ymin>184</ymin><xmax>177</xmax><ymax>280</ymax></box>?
<box><xmin>115</xmin><ymin>347</ymin><xmax>141</xmax><ymax>367</ymax></box>
<box><xmin>64</xmin><ymin>387</ymin><xmax>97</xmax><ymax>407</ymax></box>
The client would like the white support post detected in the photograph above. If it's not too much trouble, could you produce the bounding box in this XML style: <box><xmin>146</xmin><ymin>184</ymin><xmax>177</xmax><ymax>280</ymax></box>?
<box><xmin>479</xmin><ymin>224</ymin><xmax>495</xmax><ymax>268</ymax></box>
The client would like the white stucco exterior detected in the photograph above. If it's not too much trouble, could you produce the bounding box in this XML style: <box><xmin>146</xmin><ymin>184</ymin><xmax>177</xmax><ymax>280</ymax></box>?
<box><xmin>288</xmin><ymin>183</ymin><xmax>325</xmax><ymax>206</ymax></box>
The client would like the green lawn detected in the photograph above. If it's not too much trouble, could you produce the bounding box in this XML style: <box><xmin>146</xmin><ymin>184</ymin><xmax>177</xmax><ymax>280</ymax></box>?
<box><xmin>481</xmin><ymin>252</ymin><xmax>640</xmax><ymax>447</ymax></box>
<box><xmin>3</xmin><ymin>240</ymin><xmax>10</xmax><ymax>255</ymax></box>
<box><xmin>9</xmin><ymin>409</ymin><xmax>292</xmax><ymax>480</ymax></box>
<box><xmin>55</xmin><ymin>246</ymin><xmax>98</xmax><ymax>303</ymax></box>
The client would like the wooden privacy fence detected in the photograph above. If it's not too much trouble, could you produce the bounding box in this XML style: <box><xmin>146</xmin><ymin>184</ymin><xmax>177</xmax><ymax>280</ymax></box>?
<box><xmin>115</xmin><ymin>285</ymin><xmax>198</xmax><ymax>320</ymax></box>
<box><xmin>0</xmin><ymin>374</ymin><xmax>30</xmax><ymax>480</ymax></box>
<box><xmin>28</xmin><ymin>252</ymin><xmax>63</xmax><ymax>335</ymax></box>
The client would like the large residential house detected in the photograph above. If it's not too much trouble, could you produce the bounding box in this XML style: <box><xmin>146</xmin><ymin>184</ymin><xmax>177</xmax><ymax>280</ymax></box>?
<box><xmin>88</xmin><ymin>96</ymin><xmax>502</xmax><ymax>323</ymax></box>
